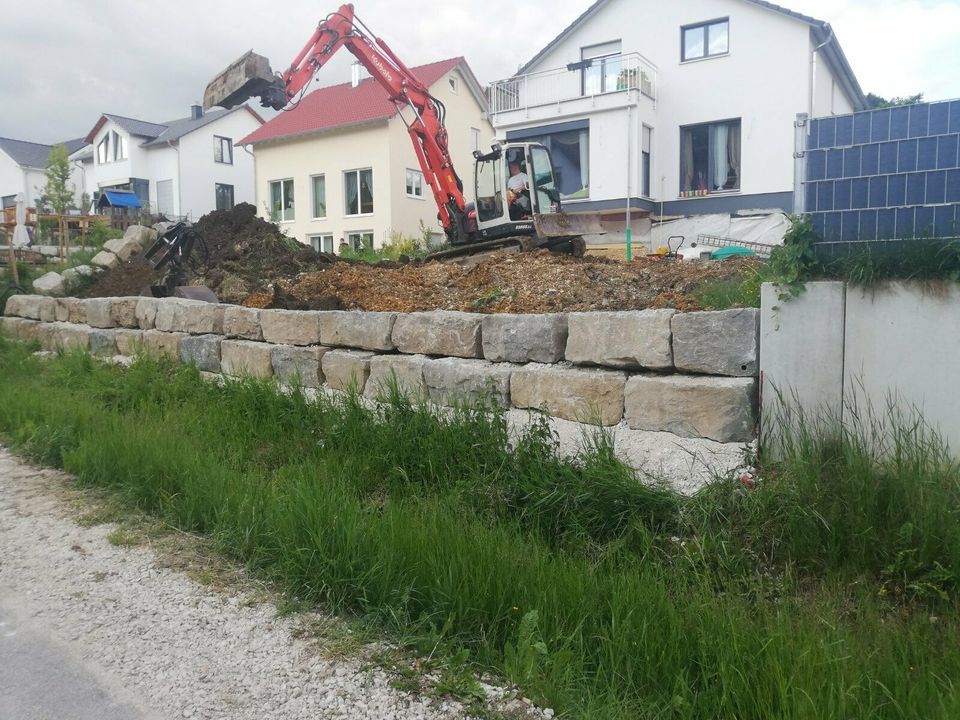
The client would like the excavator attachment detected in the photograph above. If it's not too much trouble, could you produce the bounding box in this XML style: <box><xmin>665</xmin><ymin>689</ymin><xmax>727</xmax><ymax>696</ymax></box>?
<box><xmin>203</xmin><ymin>51</ymin><xmax>282</xmax><ymax>111</ymax></box>
<box><xmin>534</xmin><ymin>212</ymin><xmax>605</xmax><ymax>239</ymax></box>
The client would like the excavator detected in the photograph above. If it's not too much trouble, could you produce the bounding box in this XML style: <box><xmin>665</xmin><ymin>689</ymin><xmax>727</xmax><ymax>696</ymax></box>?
<box><xmin>202</xmin><ymin>3</ymin><xmax>602</xmax><ymax>262</ymax></box>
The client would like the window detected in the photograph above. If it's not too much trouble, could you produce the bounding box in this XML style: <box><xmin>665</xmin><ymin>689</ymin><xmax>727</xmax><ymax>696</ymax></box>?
<box><xmin>344</xmin><ymin>168</ymin><xmax>373</xmax><ymax>215</ymax></box>
<box><xmin>311</xmin><ymin>174</ymin><xmax>326</xmax><ymax>218</ymax></box>
<box><xmin>475</xmin><ymin>155</ymin><xmax>503</xmax><ymax>222</ymax></box>
<box><xmin>269</xmin><ymin>178</ymin><xmax>295</xmax><ymax>221</ymax></box>
<box><xmin>529</xmin><ymin>145</ymin><xmax>559</xmax><ymax>213</ymax></box>
<box><xmin>309</xmin><ymin>234</ymin><xmax>334</xmax><ymax>254</ymax></box>
<box><xmin>448</xmin><ymin>77</ymin><xmax>458</xmax><ymax>94</ymax></box>
<box><xmin>214</xmin><ymin>136</ymin><xmax>233</xmax><ymax>164</ymax></box>
<box><xmin>521</xmin><ymin>129</ymin><xmax>589</xmax><ymax>200</ymax></box>
<box><xmin>642</xmin><ymin>125</ymin><xmax>652</xmax><ymax>197</ymax></box>
<box><xmin>682</xmin><ymin>19</ymin><xmax>729</xmax><ymax>61</ymax></box>
<box><xmin>405</xmin><ymin>169</ymin><xmax>424</xmax><ymax>198</ymax></box>
<box><xmin>680</xmin><ymin>119</ymin><xmax>740</xmax><ymax>195</ymax></box>
<box><xmin>112</xmin><ymin>131</ymin><xmax>127</xmax><ymax>161</ymax></box>
<box><xmin>97</xmin><ymin>136</ymin><xmax>109</xmax><ymax>164</ymax></box>
<box><xmin>215</xmin><ymin>183</ymin><xmax>235</xmax><ymax>211</ymax></box>
<box><xmin>347</xmin><ymin>231</ymin><xmax>374</xmax><ymax>251</ymax></box>
<box><xmin>581</xmin><ymin>41</ymin><xmax>622</xmax><ymax>96</ymax></box>
<box><xmin>471</xmin><ymin>127</ymin><xmax>481</xmax><ymax>153</ymax></box>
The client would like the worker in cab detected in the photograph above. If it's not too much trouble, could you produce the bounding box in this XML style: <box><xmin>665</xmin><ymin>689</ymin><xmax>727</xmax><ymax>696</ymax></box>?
<box><xmin>507</xmin><ymin>160</ymin><xmax>531</xmax><ymax>219</ymax></box>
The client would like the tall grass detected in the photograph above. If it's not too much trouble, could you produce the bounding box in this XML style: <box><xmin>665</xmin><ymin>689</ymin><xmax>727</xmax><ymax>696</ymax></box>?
<box><xmin>1</xmin><ymin>333</ymin><xmax>960</xmax><ymax>718</ymax></box>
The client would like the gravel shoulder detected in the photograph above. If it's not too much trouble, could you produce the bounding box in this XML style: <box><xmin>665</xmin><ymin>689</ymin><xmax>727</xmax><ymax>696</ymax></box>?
<box><xmin>0</xmin><ymin>448</ymin><xmax>516</xmax><ymax>720</ymax></box>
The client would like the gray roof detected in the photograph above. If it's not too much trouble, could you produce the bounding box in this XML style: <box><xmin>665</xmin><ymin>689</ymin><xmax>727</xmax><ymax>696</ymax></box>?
<box><xmin>141</xmin><ymin>107</ymin><xmax>241</xmax><ymax>148</ymax></box>
<box><xmin>103</xmin><ymin>114</ymin><xmax>168</xmax><ymax>139</ymax></box>
<box><xmin>62</xmin><ymin>137</ymin><xmax>87</xmax><ymax>155</ymax></box>
<box><xmin>516</xmin><ymin>0</ymin><xmax>866</xmax><ymax>110</ymax></box>
<box><xmin>0</xmin><ymin>136</ymin><xmax>86</xmax><ymax>169</ymax></box>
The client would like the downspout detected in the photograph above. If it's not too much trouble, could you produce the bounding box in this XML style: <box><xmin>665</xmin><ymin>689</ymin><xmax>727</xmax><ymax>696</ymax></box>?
<box><xmin>809</xmin><ymin>25</ymin><xmax>835</xmax><ymax>118</ymax></box>
<box><xmin>243</xmin><ymin>144</ymin><xmax>256</xmax><ymax>214</ymax></box>
<box><xmin>166</xmin><ymin>138</ymin><xmax>181</xmax><ymax>219</ymax></box>
<box><xmin>625</xmin><ymin>102</ymin><xmax>633</xmax><ymax>260</ymax></box>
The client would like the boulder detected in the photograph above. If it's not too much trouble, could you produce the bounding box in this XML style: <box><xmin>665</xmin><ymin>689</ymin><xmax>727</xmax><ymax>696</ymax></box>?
<box><xmin>141</xmin><ymin>329</ymin><xmax>185</xmax><ymax>361</ymax></box>
<box><xmin>271</xmin><ymin>345</ymin><xmax>329</xmax><ymax>387</ymax></box>
<box><xmin>180</xmin><ymin>334</ymin><xmax>222</xmax><ymax>373</ymax></box>
<box><xmin>109</xmin><ymin>297</ymin><xmax>141</xmax><ymax>329</ymax></box>
<box><xmin>32</xmin><ymin>271</ymin><xmax>66</xmax><ymax>297</ymax></box>
<box><xmin>220</xmin><ymin>339</ymin><xmax>274</xmax><ymax>378</ymax></box>
<box><xmin>5</xmin><ymin>295</ymin><xmax>57</xmax><ymax>322</ymax></box>
<box><xmin>222</xmin><ymin>306</ymin><xmax>263</xmax><ymax>341</ymax></box>
<box><xmin>364</xmin><ymin>354</ymin><xmax>429</xmax><ymax>399</ymax></box>
<box><xmin>114</xmin><ymin>329</ymin><xmax>144</xmax><ymax>356</ymax></box>
<box><xmin>259</xmin><ymin>309</ymin><xmax>321</xmax><ymax>346</ymax></box>
<box><xmin>44</xmin><ymin>322</ymin><xmax>91</xmax><ymax>353</ymax></box>
<box><xmin>135</xmin><ymin>297</ymin><xmax>161</xmax><ymax>330</ymax></box>
<box><xmin>624</xmin><ymin>375</ymin><xmax>757</xmax><ymax>443</ymax></box>
<box><xmin>90</xmin><ymin>251</ymin><xmax>119</xmax><ymax>270</ymax></box>
<box><xmin>481</xmin><ymin>314</ymin><xmax>568</xmax><ymax>363</ymax></box>
<box><xmin>89</xmin><ymin>329</ymin><xmax>118</xmax><ymax>357</ymax></box>
<box><xmin>85</xmin><ymin>298</ymin><xmax>116</xmax><ymax>328</ymax></box>
<box><xmin>510</xmin><ymin>364</ymin><xmax>626</xmax><ymax>426</ymax></box>
<box><xmin>103</xmin><ymin>236</ymin><xmax>145</xmax><ymax>262</ymax></box>
<box><xmin>55</xmin><ymin>297</ymin><xmax>86</xmax><ymax>323</ymax></box>
<box><xmin>565</xmin><ymin>310</ymin><xmax>675</xmax><ymax>370</ymax></box>
<box><xmin>61</xmin><ymin>265</ymin><xmax>96</xmax><ymax>292</ymax></box>
<box><xmin>392</xmin><ymin>311</ymin><xmax>483</xmax><ymax>358</ymax></box>
<box><xmin>154</xmin><ymin>298</ymin><xmax>224</xmax><ymax>335</ymax></box>
<box><xmin>423</xmin><ymin>357</ymin><xmax>512</xmax><ymax>407</ymax></box>
<box><xmin>671</xmin><ymin>309</ymin><xmax>760</xmax><ymax>377</ymax></box>
<box><xmin>321</xmin><ymin>349</ymin><xmax>375</xmax><ymax>392</ymax></box>
<box><xmin>317</xmin><ymin>311</ymin><xmax>396</xmax><ymax>351</ymax></box>
<box><xmin>0</xmin><ymin>317</ymin><xmax>39</xmax><ymax>342</ymax></box>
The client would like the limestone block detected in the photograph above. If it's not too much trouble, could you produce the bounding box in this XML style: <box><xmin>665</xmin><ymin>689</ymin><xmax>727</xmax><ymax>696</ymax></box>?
<box><xmin>4</xmin><ymin>295</ymin><xmax>57</xmax><ymax>322</ymax></box>
<box><xmin>364</xmin><ymin>354</ymin><xmax>429</xmax><ymax>399</ymax></box>
<box><xmin>180</xmin><ymin>334</ymin><xmax>222</xmax><ymax>373</ymax></box>
<box><xmin>55</xmin><ymin>297</ymin><xmax>87</xmax><ymax>324</ymax></box>
<box><xmin>220</xmin><ymin>340</ymin><xmax>274</xmax><ymax>378</ymax></box>
<box><xmin>392</xmin><ymin>311</ymin><xmax>483</xmax><ymax>358</ymax></box>
<box><xmin>222</xmin><ymin>306</ymin><xmax>263</xmax><ymax>341</ymax></box>
<box><xmin>510</xmin><ymin>364</ymin><xmax>626</xmax><ymax>426</ymax></box>
<box><xmin>114</xmin><ymin>329</ymin><xmax>144</xmax><ymax>356</ymax></box>
<box><xmin>135</xmin><ymin>297</ymin><xmax>161</xmax><ymax>329</ymax></box>
<box><xmin>48</xmin><ymin>322</ymin><xmax>91</xmax><ymax>353</ymax></box>
<box><xmin>481</xmin><ymin>314</ymin><xmax>568</xmax><ymax>363</ymax></box>
<box><xmin>671</xmin><ymin>309</ymin><xmax>759</xmax><ymax>377</ymax></box>
<box><xmin>0</xmin><ymin>316</ymin><xmax>39</xmax><ymax>342</ymax></box>
<box><xmin>90</xmin><ymin>251</ymin><xmax>119</xmax><ymax>270</ymax></box>
<box><xmin>317</xmin><ymin>311</ymin><xmax>396</xmax><ymax>351</ymax></box>
<box><xmin>85</xmin><ymin>298</ymin><xmax>116</xmax><ymax>328</ymax></box>
<box><xmin>624</xmin><ymin>375</ymin><xmax>757</xmax><ymax>443</ymax></box>
<box><xmin>141</xmin><ymin>329</ymin><xmax>185</xmax><ymax>361</ymax></box>
<box><xmin>259</xmin><ymin>309</ymin><xmax>321</xmax><ymax>346</ymax></box>
<box><xmin>105</xmin><ymin>225</ymin><xmax>154</xmax><ymax>261</ymax></box>
<box><xmin>154</xmin><ymin>299</ymin><xmax>225</xmax><ymax>335</ymax></box>
<box><xmin>89</xmin><ymin>329</ymin><xmax>117</xmax><ymax>357</ymax></box>
<box><xmin>423</xmin><ymin>357</ymin><xmax>512</xmax><ymax>407</ymax></box>
<box><xmin>565</xmin><ymin>310</ymin><xmax>675</xmax><ymax>370</ymax></box>
<box><xmin>271</xmin><ymin>345</ymin><xmax>329</xmax><ymax>387</ymax></box>
<box><xmin>321</xmin><ymin>349</ymin><xmax>375</xmax><ymax>392</ymax></box>
<box><xmin>110</xmin><ymin>297</ymin><xmax>141</xmax><ymax>328</ymax></box>
<box><xmin>32</xmin><ymin>271</ymin><xmax>66</xmax><ymax>297</ymax></box>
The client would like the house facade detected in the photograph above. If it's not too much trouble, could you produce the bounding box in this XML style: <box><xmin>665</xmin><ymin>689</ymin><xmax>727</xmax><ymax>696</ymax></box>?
<box><xmin>237</xmin><ymin>58</ymin><xmax>495</xmax><ymax>253</ymax></box>
<box><xmin>488</xmin><ymin>0</ymin><xmax>866</xmax><ymax>241</ymax></box>
<box><xmin>0</xmin><ymin>137</ymin><xmax>86</xmax><ymax>210</ymax></box>
<box><xmin>81</xmin><ymin>105</ymin><xmax>263</xmax><ymax>219</ymax></box>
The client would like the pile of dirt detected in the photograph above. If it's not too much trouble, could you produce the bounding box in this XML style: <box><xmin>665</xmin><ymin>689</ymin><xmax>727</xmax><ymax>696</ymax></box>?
<box><xmin>253</xmin><ymin>250</ymin><xmax>760</xmax><ymax>313</ymax></box>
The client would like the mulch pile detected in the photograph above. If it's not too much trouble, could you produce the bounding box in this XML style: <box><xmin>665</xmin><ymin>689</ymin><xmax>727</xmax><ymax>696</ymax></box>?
<box><xmin>251</xmin><ymin>250</ymin><xmax>760</xmax><ymax>314</ymax></box>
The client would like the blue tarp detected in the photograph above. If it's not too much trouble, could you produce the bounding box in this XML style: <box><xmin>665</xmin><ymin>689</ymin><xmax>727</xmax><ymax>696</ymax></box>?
<box><xmin>102</xmin><ymin>190</ymin><xmax>142</xmax><ymax>208</ymax></box>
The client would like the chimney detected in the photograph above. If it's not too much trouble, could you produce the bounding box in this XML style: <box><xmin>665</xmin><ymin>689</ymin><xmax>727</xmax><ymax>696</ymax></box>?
<box><xmin>191</xmin><ymin>104</ymin><xmax>203</xmax><ymax>120</ymax></box>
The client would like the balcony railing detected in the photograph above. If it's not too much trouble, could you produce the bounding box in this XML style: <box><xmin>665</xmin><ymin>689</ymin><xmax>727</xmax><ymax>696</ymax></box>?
<box><xmin>489</xmin><ymin>52</ymin><xmax>657</xmax><ymax>116</ymax></box>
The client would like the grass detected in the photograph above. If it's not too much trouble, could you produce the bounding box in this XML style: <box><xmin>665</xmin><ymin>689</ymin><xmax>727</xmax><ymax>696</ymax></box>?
<box><xmin>2</xmin><ymin>335</ymin><xmax>960</xmax><ymax>718</ymax></box>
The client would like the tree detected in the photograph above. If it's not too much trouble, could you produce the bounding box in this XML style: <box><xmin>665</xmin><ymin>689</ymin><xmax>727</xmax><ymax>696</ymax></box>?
<box><xmin>866</xmin><ymin>92</ymin><xmax>924</xmax><ymax>109</ymax></box>
<box><xmin>43</xmin><ymin>144</ymin><xmax>75</xmax><ymax>216</ymax></box>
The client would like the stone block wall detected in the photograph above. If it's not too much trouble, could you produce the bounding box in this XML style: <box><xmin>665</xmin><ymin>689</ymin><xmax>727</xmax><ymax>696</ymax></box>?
<box><xmin>2</xmin><ymin>297</ymin><xmax>760</xmax><ymax>444</ymax></box>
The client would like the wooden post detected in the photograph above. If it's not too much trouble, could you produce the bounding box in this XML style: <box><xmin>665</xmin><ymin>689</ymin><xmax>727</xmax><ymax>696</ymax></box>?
<box><xmin>6</xmin><ymin>231</ymin><xmax>19</xmax><ymax>287</ymax></box>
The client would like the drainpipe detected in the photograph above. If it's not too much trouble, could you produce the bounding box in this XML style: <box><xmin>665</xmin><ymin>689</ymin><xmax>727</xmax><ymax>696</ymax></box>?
<box><xmin>166</xmin><ymin>139</ymin><xmax>181</xmax><ymax>219</ymax></box>
<box><xmin>809</xmin><ymin>25</ymin><xmax>835</xmax><ymax>119</ymax></box>
<box><xmin>625</xmin><ymin>102</ymin><xmax>633</xmax><ymax>260</ymax></box>
<box><xmin>243</xmin><ymin>144</ymin><xmax>256</xmax><ymax>213</ymax></box>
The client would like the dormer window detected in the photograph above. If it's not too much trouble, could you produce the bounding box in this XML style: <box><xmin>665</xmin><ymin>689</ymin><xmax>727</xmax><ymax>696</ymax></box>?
<box><xmin>682</xmin><ymin>19</ymin><xmax>729</xmax><ymax>62</ymax></box>
<box><xmin>112</xmin><ymin>131</ymin><xmax>127</xmax><ymax>161</ymax></box>
<box><xmin>97</xmin><ymin>136</ymin><xmax>109</xmax><ymax>164</ymax></box>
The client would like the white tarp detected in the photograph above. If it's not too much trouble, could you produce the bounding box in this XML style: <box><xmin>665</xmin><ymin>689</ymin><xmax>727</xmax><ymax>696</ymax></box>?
<box><xmin>12</xmin><ymin>193</ymin><xmax>30</xmax><ymax>248</ymax></box>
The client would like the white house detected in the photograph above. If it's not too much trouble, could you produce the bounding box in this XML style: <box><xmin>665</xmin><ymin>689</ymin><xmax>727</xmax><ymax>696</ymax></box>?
<box><xmin>81</xmin><ymin>105</ymin><xmax>264</xmax><ymax>219</ymax></box>
<box><xmin>487</xmin><ymin>0</ymin><xmax>866</xmax><ymax>243</ymax></box>
<box><xmin>0</xmin><ymin>136</ymin><xmax>86</xmax><ymax>210</ymax></box>
<box><xmin>237</xmin><ymin>58</ymin><xmax>495</xmax><ymax>253</ymax></box>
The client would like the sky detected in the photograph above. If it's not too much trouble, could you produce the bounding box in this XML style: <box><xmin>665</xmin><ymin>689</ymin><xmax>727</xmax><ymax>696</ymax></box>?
<box><xmin>2</xmin><ymin>0</ymin><xmax>959</xmax><ymax>145</ymax></box>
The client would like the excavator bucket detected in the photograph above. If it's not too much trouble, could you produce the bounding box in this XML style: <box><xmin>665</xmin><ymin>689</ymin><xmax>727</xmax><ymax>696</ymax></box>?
<box><xmin>534</xmin><ymin>212</ymin><xmax>605</xmax><ymax>239</ymax></box>
<box><xmin>203</xmin><ymin>51</ymin><xmax>277</xmax><ymax>111</ymax></box>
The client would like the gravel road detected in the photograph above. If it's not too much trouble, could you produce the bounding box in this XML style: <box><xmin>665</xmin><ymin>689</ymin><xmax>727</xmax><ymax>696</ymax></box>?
<box><xmin>0</xmin><ymin>448</ymin><xmax>508</xmax><ymax>720</ymax></box>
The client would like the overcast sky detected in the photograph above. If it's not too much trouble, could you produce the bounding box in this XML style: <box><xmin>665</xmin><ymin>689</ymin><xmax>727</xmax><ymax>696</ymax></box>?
<box><xmin>3</xmin><ymin>0</ymin><xmax>958</xmax><ymax>145</ymax></box>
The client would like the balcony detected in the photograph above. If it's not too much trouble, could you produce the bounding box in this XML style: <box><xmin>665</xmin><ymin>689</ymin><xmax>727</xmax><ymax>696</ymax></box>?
<box><xmin>489</xmin><ymin>53</ymin><xmax>657</xmax><ymax>121</ymax></box>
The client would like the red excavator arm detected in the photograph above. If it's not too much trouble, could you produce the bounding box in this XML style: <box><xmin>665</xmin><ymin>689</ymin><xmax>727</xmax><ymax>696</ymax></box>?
<box><xmin>205</xmin><ymin>4</ymin><xmax>471</xmax><ymax>244</ymax></box>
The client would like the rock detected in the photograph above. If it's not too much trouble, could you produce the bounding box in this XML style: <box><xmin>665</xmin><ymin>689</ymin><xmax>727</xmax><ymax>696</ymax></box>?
<box><xmin>565</xmin><ymin>310</ymin><xmax>675</xmax><ymax>370</ymax></box>
<box><xmin>392</xmin><ymin>311</ymin><xmax>483</xmax><ymax>358</ymax></box>
<box><xmin>85</xmin><ymin>298</ymin><xmax>116</xmax><ymax>328</ymax></box>
<box><xmin>259</xmin><ymin>310</ymin><xmax>321</xmax><ymax>346</ymax></box>
<box><xmin>222</xmin><ymin>306</ymin><xmax>263</xmax><ymax>341</ymax></box>
<box><xmin>271</xmin><ymin>345</ymin><xmax>328</xmax><ymax>387</ymax></box>
<box><xmin>154</xmin><ymin>299</ymin><xmax>225</xmax><ymax>335</ymax></box>
<box><xmin>180</xmin><ymin>335</ymin><xmax>222</xmax><ymax>373</ymax></box>
<box><xmin>42</xmin><ymin>322</ymin><xmax>91</xmax><ymax>353</ymax></box>
<box><xmin>109</xmin><ymin>297</ymin><xmax>141</xmax><ymax>329</ymax></box>
<box><xmin>321</xmin><ymin>349</ymin><xmax>375</xmax><ymax>392</ymax></box>
<box><xmin>104</xmin><ymin>235</ymin><xmax>145</xmax><ymax>262</ymax></box>
<box><xmin>624</xmin><ymin>375</ymin><xmax>757</xmax><ymax>443</ymax></box>
<box><xmin>510</xmin><ymin>364</ymin><xmax>626</xmax><ymax>426</ymax></box>
<box><xmin>671</xmin><ymin>309</ymin><xmax>760</xmax><ymax>377</ymax></box>
<box><xmin>0</xmin><ymin>316</ymin><xmax>40</xmax><ymax>342</ymax></box>
<box><xmin>55</xmin><ymin>297</ymin><xmax>86</xmax><ymax>323</ymax></box>
<box><xmin>317</xmin><ymin>311</ymin><xmax>396</xmax><ymax>351</ymax></box>
<box><xmin>90</xmin><ymin>251</ymin><xmax>120</xmax><ymax>270</ymax></box>
<box><xmin>33</xmin><ymin>271</ymin><xmax>67</xmax><ymax>297</ymax></box>
<box><xmin>5</xmin><ymin>295</ymin><xmax>57</xmax><ymax>322</ymax></box>
<box><xmin>220</xmin><ymin>340</ymin><xmax>274</xmax><ymax>378</ymax></box>
<box><xmin>141</xmin><ymin>329</ymin><xmax>185</xmax><ymax>360</ymax></box>
<box><xmin>135</xmin><ymin>297</ymin><xmax>161</xmax><ymax>330</ymax></box>
<box><xmin>62</xmin><ymin>265</ymin><xmax>96</xmax><ymax>292</ymax></box>
<box><xmin>89</xmin><ymin>329</ymin><xmax>117</xmax><ymax>357</ymax></box>
<box><xmin>114</xmin><ymin>329</ymin><xmax>144</xmax><ymax>356</ymax></box>
<box><xmin>364</xmin><ymin>354</ymin><xmax>429</xmax><ymax>399</ymax></box>
<box><xmin>423</xmin><ymin>357</ymin><xmax>512</xmax><ymax>407</ymax></box>
<box><xmin>481</xmin><ymin>314</ymin><xmax>568</xmax><ymax>363</ymax></box>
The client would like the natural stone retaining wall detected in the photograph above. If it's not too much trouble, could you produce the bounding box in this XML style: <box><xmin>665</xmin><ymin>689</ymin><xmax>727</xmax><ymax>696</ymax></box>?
<box><xmin>3</xmin><ymin>295</ymin><xmax>760</xmax><ymax>444</ymax></box>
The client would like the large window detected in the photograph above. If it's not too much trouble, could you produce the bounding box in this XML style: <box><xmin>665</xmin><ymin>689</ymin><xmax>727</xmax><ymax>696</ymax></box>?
<box><xmin>682</xmin><ymin>19</ymin><xmax>729</xmax><ymax>61</ymax></box>
<box><xmin>269</xmin><ymin>179</ymin><xmax>295</xmax><ymax>221</ymax></box>
<box><xmin>112</xmin><ymin>131</ymin><xmax>127</xmax><ymax>161</ymax></box>
<box><xmin>344</xmin><ymin>168</ymin><xmax>373</xmax><ymax>215</ymax></box>
<box><xmin>214</xmin><ymin>136</ymin><xmax>233</xmax><ymax>164</ymax></box>
<box><xmin>347</xmin><ymin>231</ymin><xmax>374</xmax><ymax>251</ymax></box>
<box><xmin>581</xmin><ymin>41</ymin><xmax>622</xmax><ymax>96</ymax></box>
<box><xmin>521</xmin><ymin>129</ymin><xmax>590</xmax><ymax>200</ymax></box>
<box><xmin>309</xmin><ymin>234</ymin><xmax>334</xmax><ymax>254</ymax></box>
<box><xmin>680</xmin><ymin>119</ymin><xmax>740</xmax><ymax>195</ymax></box>
<box><xmin>215</xmin><ymin>183</ymin><xmax>234</xmax><ymax>211</ymax></box>
<box><xmin>311</xmin><ymin>174</ymin><xmax>326</xmax><ymax>218</ymax></box>
<box><xmin>405</xmin><ymin>169</ymin><xmax>424</xmax><ymax>198</ymax></box>
<box><xmin>97</xmin><ymin>136</ymin><xmax>109</xmax><ymax>164</ymax></box>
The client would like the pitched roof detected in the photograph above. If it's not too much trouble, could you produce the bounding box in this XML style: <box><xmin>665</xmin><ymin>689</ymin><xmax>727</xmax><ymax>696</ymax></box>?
<box><xmin>516</xmin><ymin>0</ymin><xmax>866</xmax><ymax>110</ymax></box>
<box><xmin>0</xmin><ymin>136</ymin><xmax>82</xmax><ymax>169</ymax></box>
<box><xmin>238</xmin><ymin>57</ymin><xmax>473</xmax><ymax>146</ymax></box>
<box><xmin>84</xmin><ymin>106</ymin><xmax>264</xmax><ymax>146</ymax></box>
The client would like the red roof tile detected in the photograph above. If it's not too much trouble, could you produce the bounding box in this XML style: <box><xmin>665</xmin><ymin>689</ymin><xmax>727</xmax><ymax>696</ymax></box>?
<box><xmin>238</xmin><ymin>57</ymin><xmax>464</xmax><ymax>146</ymax></box>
